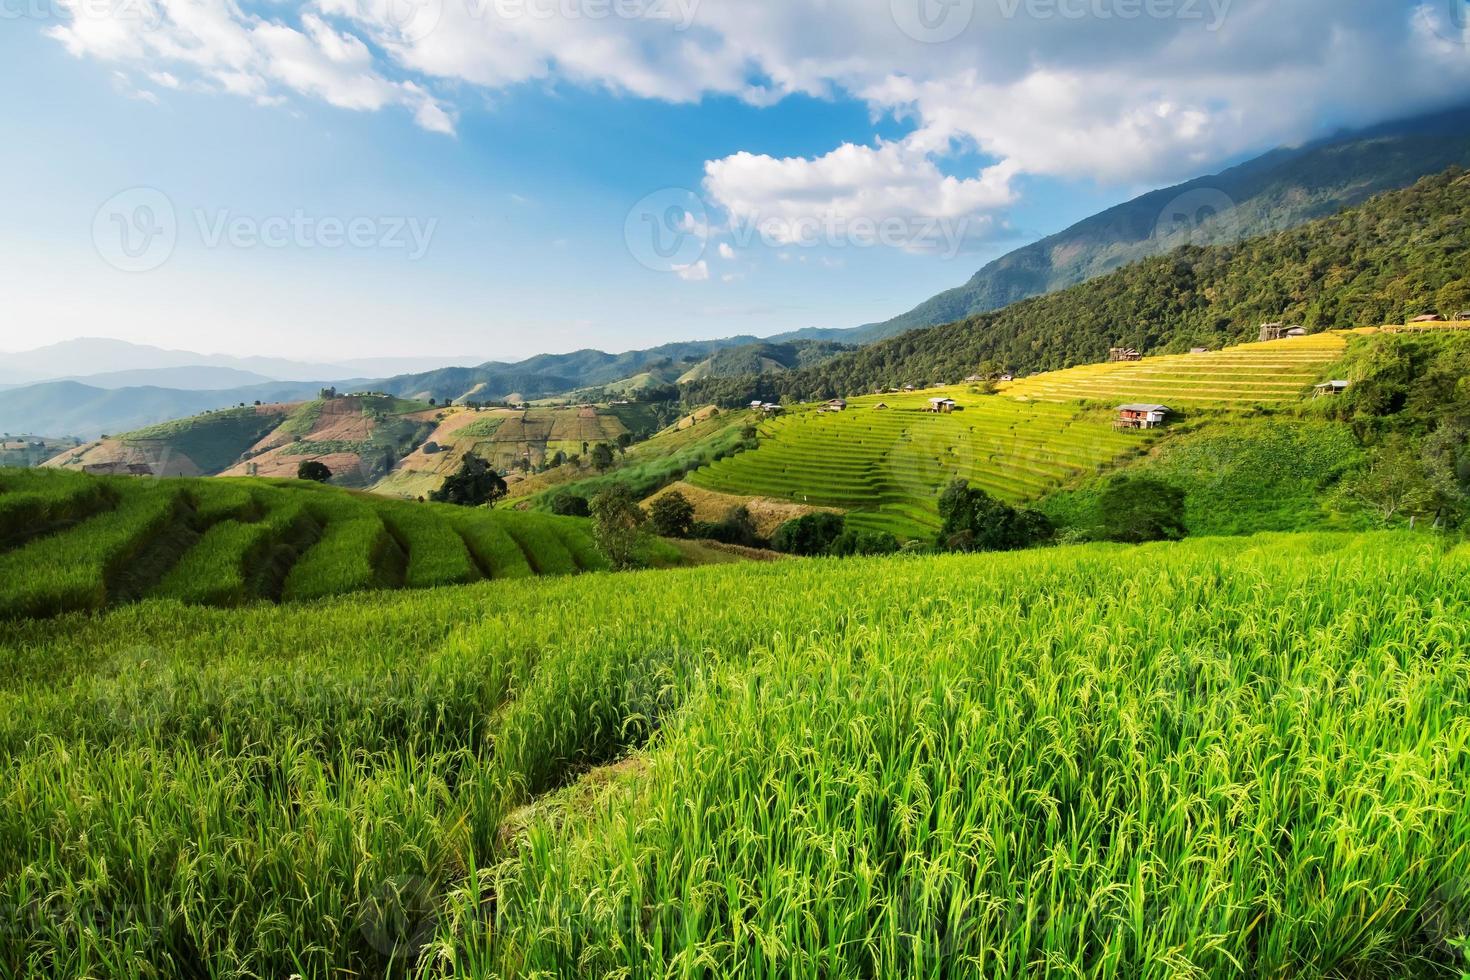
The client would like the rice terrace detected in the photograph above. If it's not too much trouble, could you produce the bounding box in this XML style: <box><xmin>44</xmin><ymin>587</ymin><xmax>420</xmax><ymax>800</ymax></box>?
<box><xmin>5</xmin><ymin>6</ymin><xmax>1470</xmax><ymax>979</ymax></box>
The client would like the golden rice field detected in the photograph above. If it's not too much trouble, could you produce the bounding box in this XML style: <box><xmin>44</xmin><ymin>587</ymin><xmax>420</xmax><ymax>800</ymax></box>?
<box><xmin>999</xmin><ymin>333</ymin><xmax>1348</xmax><ymax>406</ymax></box>
<box><xmin>0</xmin><ymin>531</ymin><xmax>1466</xmax><ymax>977</ymax></box>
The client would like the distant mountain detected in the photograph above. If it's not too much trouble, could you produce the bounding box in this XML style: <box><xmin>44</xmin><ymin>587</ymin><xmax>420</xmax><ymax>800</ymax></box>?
<box><xmin>0</xmin><ymin>380</ymin><xmax>341</xmax><ymax>439</ymax></box>
<box><xmin>804</xmin><ymin>102</ymin><xmax>1470</xmax><ymax>345</ymax></box>
<box><xmin>373</xmin><ymin>337</ymin><xmax>768</xmax><ymax>403</ymax></box>
<box><xmin>50</xmin><ymin>366</ymin><xmax>279</xmax><ymax>391</ymax></box>
<box><xmin>676</xmin><ymin>341</ymin><xmax>853</xmax><ymax>383</ymax></box>
<box><xmin>683</xmin><ymin>167</ymin><xmax>1470</xmax><ymax>405</ymax></box>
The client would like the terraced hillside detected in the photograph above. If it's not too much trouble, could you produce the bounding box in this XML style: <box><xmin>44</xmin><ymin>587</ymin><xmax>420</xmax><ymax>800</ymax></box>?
<box><xmin>0</xmin><ymin>468</ymin><xmax>668</xmax><ymax>618</ymax></box>
<box><xmin>1000</xmin><ymin>332</ymin><xmax>1348</xmax><ymax>406</ymax></box>
<box><xmin>372</xmin><ymin>404</ymin><xmax>638</xmax><ymax>498</ymax></box>
<box><xmin>688</xmin><ymin>400</ymin><xmax>1144</xmax><ymax>538</ymax></box>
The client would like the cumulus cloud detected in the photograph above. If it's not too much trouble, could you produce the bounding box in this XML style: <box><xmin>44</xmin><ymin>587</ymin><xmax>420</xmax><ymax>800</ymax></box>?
<box><xmin>43</xmin><ymin>0</ymin><xmax>1470</xmax><ymax>232</ymax></box>
<box><xmin>705</xmin><ymin>140</ymin><xmax>1018</xmax><ymax>253</ymax></box>
<box><xmin>47</xmin><ymin>0</ymin><xmax>455</xmax><ymax>133</ymax></box>
<box><xmin>674</xmin><ymin>259</ymin><xmax>709</xmax><ymax>281</ymax></box>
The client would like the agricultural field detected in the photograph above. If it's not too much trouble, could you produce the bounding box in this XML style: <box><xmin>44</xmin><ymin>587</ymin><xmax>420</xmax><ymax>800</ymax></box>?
<box><xmin>506</xmin><ymin>405</ymin><xmax>758</xmax><ymax>509</ymax></box>
<box><xmin>374</xmin><ymin>405</ymin><xmax>635</xmax><ymax>499</ymax></box>
<box><xmin>0</xmin><ymin>468</ymin><xmax>692</xmax><ymax>618</ymax></box>
<box><xmin>0</xmin><ymin>531</ymin><xmax>1466</xmax><ymax>977</ymax></box>
<box><xmin>688</xmin><ymin>399</ymin><xmax>1145</xmax><ymax>538</ymax></box>
<box><xmin>999</xmin><ymin>332</ymin><xmax>1349</xmax><ymax>406</ymax></box>
<box><xmin>0</xmin><ymin>434</ymin><xmax>81</xmax><ymax>468</ymax></box>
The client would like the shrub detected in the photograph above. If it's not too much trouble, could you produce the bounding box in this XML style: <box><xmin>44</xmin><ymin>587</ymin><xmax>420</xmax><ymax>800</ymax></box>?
<box><xmin>430</xmin><ymin>453</ymin><xmax>507</xmax><ymax>507</ymax></box>
<box><xmin>1097</xmin><ymin>475</ymin><xmax>1187</xmax><ymax>543</ymax></box>
<box><xmin>550</xmin><ymin>492</ymin><xmax>591</xmax><ymax>517</ymax></box>
<box><xmin>827</xmin><ymin>528</ymin><xmax>901</xmax><ymax>557</ymax></box>
<box><xmin>937</xmin><ymin>479</ymin><xmax>1053</xmax><ymax>552</ymax></box>
<box><xmin>648</xmin><ymin>491</ymin><xmax>695</xmax><ymax>538</ymax></box>
<box><xmin>590</xmin><ymin>486</ymin><xmax>647</xmax><ymax>570</ymax></box>
<box><xmin>771</xmin><ymin>512</ymin><xmax>845</xmax><ymax>556</ymax></box>
<box><xmin>297</xmin><ymin>460</ymin><xmax>332</xmax><ymax>483</ymax></box>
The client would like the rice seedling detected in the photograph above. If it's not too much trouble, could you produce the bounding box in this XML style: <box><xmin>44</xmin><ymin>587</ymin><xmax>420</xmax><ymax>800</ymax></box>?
<box><xmin>0</xmin><ymin>531</ymin><xmax>1464</xmax><ymax>978</ymax></box>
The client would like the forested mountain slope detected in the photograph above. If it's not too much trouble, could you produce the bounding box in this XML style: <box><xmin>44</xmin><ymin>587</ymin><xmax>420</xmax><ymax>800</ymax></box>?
<box><xmin>686</xmin><ymin>167</ymin><xmax>1470</xmax><ymax>405</ymax></box>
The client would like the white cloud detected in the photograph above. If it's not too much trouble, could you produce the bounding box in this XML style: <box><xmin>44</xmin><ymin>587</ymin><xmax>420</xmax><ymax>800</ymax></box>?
<box><xmin>717</xmin><ymin>242</ymin><xmax>736</xmax><ymax>260</ymax></box>
<box><xmin>43</xmin><ymin>0</ymin><xmax>1470</xmax><ymax>228</ymax></box>
<box><xmin>674</xmin><ymin>259</ymin><xmax>709</xmax><ymax>282</ymax></box>
<box><xmin>705</xmin><ymin>140</ymin><xmax>1017</xmax><ymax>253</ymax></box>
<box><xmin>47</xmin><ymin>0</ymin><xmax>455</xmax><ymax>133</ymax></box>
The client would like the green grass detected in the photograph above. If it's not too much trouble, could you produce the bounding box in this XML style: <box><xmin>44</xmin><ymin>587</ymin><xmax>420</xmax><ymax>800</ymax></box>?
<box><xmin>1040</xmin><ymin>416</ymin><xmax>1370</xmax><ymax>536</ymax></box>
<box><xmin>0</xmin><ymin>531</ymin><xmax>1465</xmax><ymax>977</ymax></box>
<box><xmin>687</xmin><ymin>401</ymin><xmax>1143</xmax><ymax>538</ymax></box>
<box><xmin>0</xmin><ymin>472</ymin><xmax>653</xmax><ymax>617</ymax></box>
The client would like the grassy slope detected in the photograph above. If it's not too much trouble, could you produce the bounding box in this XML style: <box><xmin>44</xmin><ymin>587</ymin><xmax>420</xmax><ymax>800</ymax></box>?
<box><xmin>678</xmin><ymin>332</ymin><xmax>1370</xmax><ymax>540</ymax></box>
<box><xmin>0</xmin><ymin>470</ymin><xmax>694</xmax><ymax>617</ymax></box>
<box><xmin>506</xmin><ymin>406</ymin><xmax>758</xmax><ymax>510</ymax></box>
<box><xmin>0</xmin><ymin>531</ymin><xmax>1465</xmax><ymax>976</ymax></box>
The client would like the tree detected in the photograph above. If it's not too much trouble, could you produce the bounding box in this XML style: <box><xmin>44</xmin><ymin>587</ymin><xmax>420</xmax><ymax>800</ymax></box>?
<box><xmin>648</xmin><ymin>491</ymin><xmax>695</xmax><ymax>538</ymax></box>
<box><xmin>550</xmin><ymin>492</ymin><xmax>591</xmax><ymax>517</ymax></box>
<box><xmin>1098</xmin><ymin>475</ymin><xmax>1187</xmax><ymax>543</ymax></box>
<box><xmin>827</xmin><ymin>528</ymin><xmax>901</xmax><ymax>557</ymax></box>
<box><xmin>549</xmin><ymin>450</ymin><xmax>568</xmax><ymax>468</ymax></box>
<box><xmin>616</xmin><ymin>432</ymin><xmax>633</xmax><ymax>452</ymax></box>
<box><xmin>1332</xmin><ymin>437</ymin><xmax>1440</xmax><ymax>527</ymax></box>
<box><xmin>772</xmin><ymin>512</ymin><xmax>845</xmax><ymax>556</ymax></box>
<box><xmin>297</xmin><ymin>460</ymin><xmax>332</xmax><ymax>483</ymax></box>
<box><xmin>590</xmin><ymin>485</ymin><xmax>647</xmax><ymax>570</ymax></box>
<box><xmin>937</xmin><ymin>478</ymin><xmax>1053</xmax><ymax>551</ymax></box>
<box><xmin>590</xmin><ymin>442</ymin><xmax>615</xmax><ymax>471</ymax></box>
<box><xmin>430</xmin><ymin>453</ymin><xmax>507</xmax><ymax>507</ymax></box>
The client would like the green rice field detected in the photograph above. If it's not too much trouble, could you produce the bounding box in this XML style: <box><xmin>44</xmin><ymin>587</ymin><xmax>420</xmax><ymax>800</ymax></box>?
<box><xmin>0</xmin><ymin>469</ymin><xmax>625</xmax><ymax>618</ymax></box>
<box><xmin>0</xmin><ymin>531</ymin><xmax>1466</xmax><ymax>977</ymax></box>
<box><xmin>687</xmin><ymin>400</ymin><xmax>1146</xmax><ymax>537</ymax></box>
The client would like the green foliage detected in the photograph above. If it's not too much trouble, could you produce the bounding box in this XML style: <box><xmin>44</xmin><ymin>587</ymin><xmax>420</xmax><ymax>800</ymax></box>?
<box><xmin>549</xmin><ymin>491</ymin><xmax>590</xmax><ymax>517</ymax></box>
<box><xmin>647</xmin><ymin>491</ymin><xmax>695</xmax><ymax>538</ymax></box>
<box><xmin>0</xmin><ymin>533</ymin><xmax>1467</xmax><ymax>976</ymax></box>
<box><xmin>684</xmin><ymin>168</ymin><xmax>1470</xmax><ymax>406</ymax></box>
<box><xmin>771</xmin><ymin>511</ymin><xmax>846</xmax><ymax>556</ymax></box>
<box><xmin>691</xmin><ymin>505</ymin><xmax>763</xmax><ymax>548</ymax></box>
<box><xmin>826</xmin><ymin>527</ymin><xmax>901</xmax><ymax>556</ymax></box>
<box><xmin>1042</xmin><ymin>417</ymin><xmax>1366</xmax><ymax>537</ymax></box>
<box><xmin>429</xmin><ymin>453</ymin><xmax>507</xmax><ymax>507</ymax></box>
<box><xmin>590</xmin><ymin>442</ymin><xmax>615</xmax><ymax>471</ymax></box>
<box><xmin>589</xmin><ymin>485</ymin><xmax>647</xmax><ymax>570</ymax></box>
<box><xmin>1097</xmin><ymin>475</ymin><xmax>1188</xmax><ymax>543</ymax></box>
<box><xmin>937</xmin><ymin>478</ymin><xmax>1054</xmax><ymax>552</ymax></box>
<box><xmin>297</xmin><ymin>459</ymin><xmax>333</xmax><ymax>483</ymax></box>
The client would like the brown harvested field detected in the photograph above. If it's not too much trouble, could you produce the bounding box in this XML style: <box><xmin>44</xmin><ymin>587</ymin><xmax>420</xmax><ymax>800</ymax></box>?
<box><xmin>42</xmin><ymin>438</ymin><xmax>204</xmax><ymax>477</ymax></box>
<box><xmin>644</xmin><ymin>481</ymin><xmax>840</xmax><ymax>538</ymax></box>
<box><xmin>223</xmin><ymin>450</ymin><xmax>369</xmax><ymax>481</ymax></box>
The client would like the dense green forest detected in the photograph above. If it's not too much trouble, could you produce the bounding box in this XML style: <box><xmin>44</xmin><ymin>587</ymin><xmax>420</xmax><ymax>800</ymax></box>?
<box><xmin>684</xmin><ymin>168</ymin><xmax>1470</xmax><ymax>406</ymax></box>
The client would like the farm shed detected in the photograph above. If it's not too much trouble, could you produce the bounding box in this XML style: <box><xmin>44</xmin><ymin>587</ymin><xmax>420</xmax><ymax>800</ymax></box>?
<box><xmin>1108</xmin><ymin>347</ymin><xmax>1142</xmax><ymax>362</ymax></box>
<box><xmin>1115</xmin><ymin>404</ymin><xmax>1171</xmax><ymax>430</ymax></box>
<box><xmin>1313</xmin><ymin>380</ymin><xmax>1351</xmax><ymax>398</ymax></box>
<box><xmin>827</xmin><ymin>399</ymin><xmax>847</xmax><ymax>411</ymax></box>
<box><xmin>1411</xmin><ymin>314</ymin><xmax>1445</xmax><ymax>323</ymax></box>
<box><xmin>928</xmin><ymin>397</ymin><xmax>958</xmax><ymax>414</ymax></box>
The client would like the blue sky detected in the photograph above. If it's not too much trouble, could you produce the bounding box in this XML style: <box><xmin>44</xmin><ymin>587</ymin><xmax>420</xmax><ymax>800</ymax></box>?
<box><xmin>2</xmin><ymin>1</ymin><xmax>1465</xmax><ymax>364</ymax></box>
